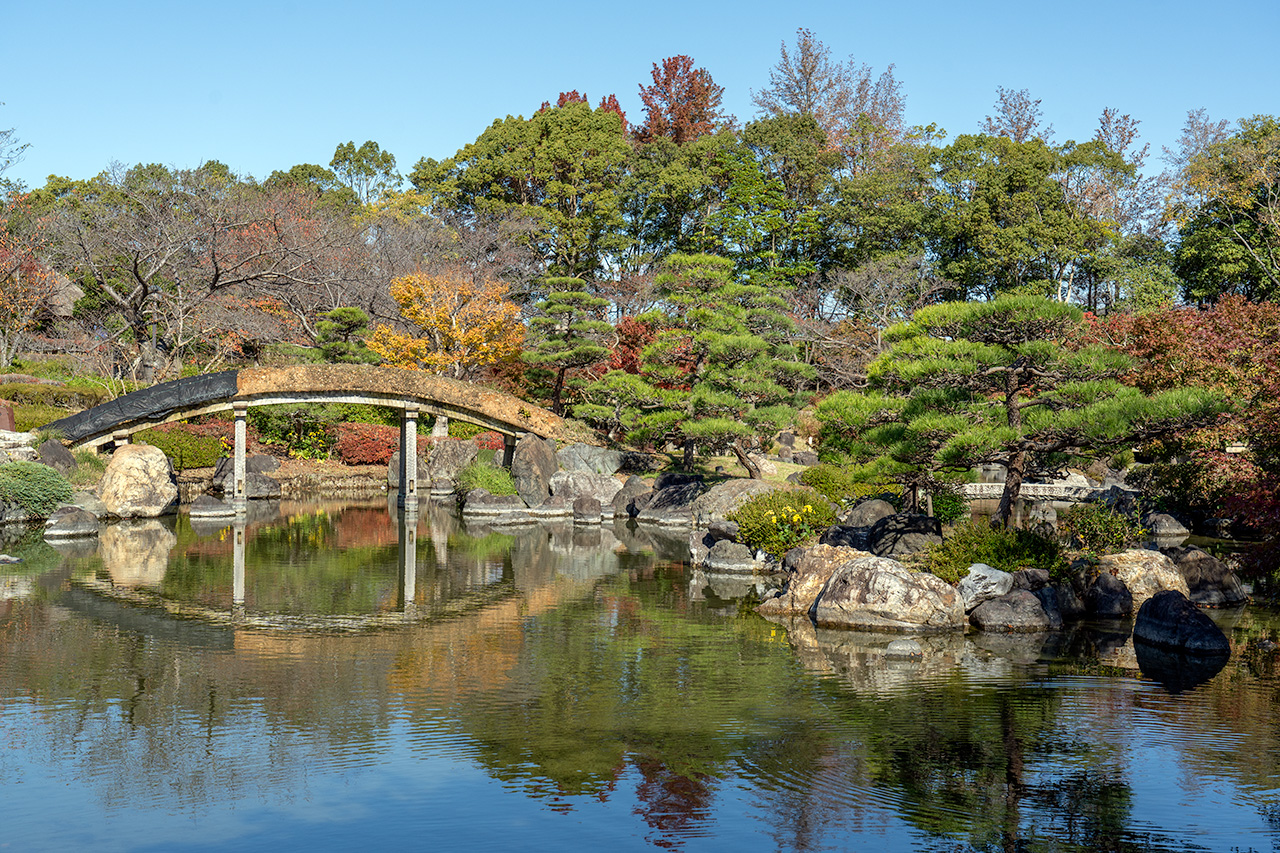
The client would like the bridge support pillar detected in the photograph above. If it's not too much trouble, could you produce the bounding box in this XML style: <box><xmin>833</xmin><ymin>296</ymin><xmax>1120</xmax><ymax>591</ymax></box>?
<box><xmin>111</xmin><ymin>430</ymin><xmax>130</xmax><ymax>449</ymax></box>
<box><xmin>502</xmin><ymin>433</ymin><xmax>517</xmax><ymax>468</ymax></box>
<box><xmin>399</xmin><ymin>406</ymin><xmax>419</xmax><ymax>511</ymax></box>
<box><xmin>232</xmin><ymin>402</ymin><xmax>248</xmax><ymax>511</ymax></box>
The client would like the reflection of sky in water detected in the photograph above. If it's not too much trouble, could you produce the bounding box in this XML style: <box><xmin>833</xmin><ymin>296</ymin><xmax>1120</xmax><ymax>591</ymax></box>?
<box><xmin>3</xmin><ymin>503</ymin><xmax>1280</xmax><ymax>851</ymax></box>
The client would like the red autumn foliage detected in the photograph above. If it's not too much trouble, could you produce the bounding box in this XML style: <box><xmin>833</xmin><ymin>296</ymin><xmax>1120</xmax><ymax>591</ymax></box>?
<box><xmin>607</xmin><ymin>315</ymin><xmax>656</xmax><ymax>374</ymax></box>
<box><xmin>634</xmin><ymin>55</ymin><xmax>726</xmax><ymax>145</ymax></box>
<box><xmin>332</xmin><ymin>422</ymin><xmax>401</xmax><ymax>465</ymax></box>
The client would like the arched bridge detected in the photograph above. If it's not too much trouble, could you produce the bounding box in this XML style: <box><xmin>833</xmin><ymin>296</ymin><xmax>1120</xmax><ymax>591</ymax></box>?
<box><xmin>42</xmin><ymin>365</ymin><xmax>598</xmax><ymax>510</ymax></box>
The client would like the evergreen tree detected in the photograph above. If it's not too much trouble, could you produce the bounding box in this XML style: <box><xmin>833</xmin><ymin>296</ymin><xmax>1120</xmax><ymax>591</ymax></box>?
<box><xmin>523</xmin><ymin>277</ymin><xmax>612</xmax><ymax>414</ymax></box>
<box><xmin>316</xmin><ymin>307</ymin><xmax>380</xmax><ymax>364</ymax></box>
<box><xmin>576</xmin><ymin>253</ymin><xmax>812</xmax><ymax>477</ymax></box>
<box><xmin>816</xmin><ymin>295</ymin><xmax>1227</xmax><ymax>525</ymax></box>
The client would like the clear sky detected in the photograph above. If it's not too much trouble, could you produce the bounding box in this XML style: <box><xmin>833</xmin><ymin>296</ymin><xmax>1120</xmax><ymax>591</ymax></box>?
<box><xmin>4</xmin><ymin>0</ymin><xmax>1277</xmax><ymax>189</ymax></box>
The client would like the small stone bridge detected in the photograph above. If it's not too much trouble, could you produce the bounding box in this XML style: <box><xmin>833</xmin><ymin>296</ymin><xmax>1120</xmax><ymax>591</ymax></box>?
<box><xmin>42</xmin><ymin>365</ymin><xmax>597</xmax><ymax>510</ymax></box>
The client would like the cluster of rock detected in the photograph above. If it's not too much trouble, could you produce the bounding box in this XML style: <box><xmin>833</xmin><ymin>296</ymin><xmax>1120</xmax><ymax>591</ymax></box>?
<box><xmin>758</xmin><ymin>541</ymin><xmax>1243</xmax><ymax>654</ymax></box>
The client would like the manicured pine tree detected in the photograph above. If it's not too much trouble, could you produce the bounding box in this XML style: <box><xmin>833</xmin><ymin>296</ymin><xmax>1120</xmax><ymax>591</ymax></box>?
<box><xmin>523</xmin><ymin>277</ymin><xmax>612</xmax><ymax>415</ymax></box>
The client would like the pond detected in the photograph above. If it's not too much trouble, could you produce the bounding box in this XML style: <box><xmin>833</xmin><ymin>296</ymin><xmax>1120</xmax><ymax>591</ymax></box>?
<box><xmin>3</xmin><ymin>499</ymin><xmax>1280</xmax><ymax>852</ymax></box>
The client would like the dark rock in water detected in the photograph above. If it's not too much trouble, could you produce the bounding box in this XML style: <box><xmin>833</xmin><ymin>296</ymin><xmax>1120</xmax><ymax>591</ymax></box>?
<box><xmin>704</xmin><ymin>540</ymin><xmax>761</xmax><ymax>574</ymax></box>
<box><xmin>611</xmin><ymin>476</ymin><xmax>651</xmax><ymax>518</ymax></box>
<box><xmin>1163</xmin><ymin>545</ymin><xmax>1248</xmax><ymax>607</ymax></box>
<box><xmin>188</xmin><ymin>495</ymin><xmax>235</xmax><ymax>518</ymax></box>
<box><xmin>819</xmin><ymin>525</ymin><xmax>869</xmax><ymax>551</ymax></box>
<box><xmin>1135</xmin><ymin>642</ymin><xmax>1229</xmax><ymax>694</ymax></box>
<box><xmin>1053</xmin><ymin>580</ymin><xmax>1085</xmax><ymax>620</ymax></box>
<box><xmin>636</xmin><ymin>481</ymin><xmax>705</xmax><ymax>526</ymax></box>
<box><xmin>969</xmin><ymin>590</ymin><xmax>1052</xmax><ymax>632</ymax></box>
<box><xmin>44</xmin><ymin>507</ymin><xmax>99</xmax><ymax>538</ymax></box>
<box><xmin>1134</xmin><ymin>590</ymin><xmax>1231</xmax><ymax>654</ymax></box>
<box><xmin>867</xmin><ymin>514</ymin><xmax>942</xmax><ymax>557</ymax></box>
<box><xmin>572</xmin><ymin>495</ymin><xmax>602</xmax><ymax>525</ymax></box>
<box><xmin>220</xmin><ymin>470</ymin><xmax>282</xmax><ymax>500</ymax></box>
<box><xmin>511</xmin><ymin>435</ymin><xmax>558</xmax><ymax>509</ymax></box>
<box><xmin>1143</xmin><ymin>511</ymin><xmax>1189</xmax><ymax>538</ymax></box>
<box><xmin>1085</xmin><ymin>571</ymin><xmax>1132</xmax><ymax>617</ymax></box>
<box><xmin>1032</xmin><ymin>586</ymin><xmax>1064</xmax><ymax>630</ymax></box>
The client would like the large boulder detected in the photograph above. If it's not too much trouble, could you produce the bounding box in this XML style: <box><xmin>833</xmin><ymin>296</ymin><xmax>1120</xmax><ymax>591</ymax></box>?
<box><xmin>636</xmin><ymin>480</ymin><xmax>706</xmax><ymax>527</ymax></box>
<box><xmin>1084</xmin><ymin>570</ymin><xmax>1133</xmax><ymax>617</ymax></box>
<box><xmin>387</xmin><ymin>449</ymin><xmax>427</xmax><ymax>490</ymax></box>
<box><xmin>550</xmin><ymin>471</ymin><xmax>624</xmax><ymax>511</ymax></box>
<box><xmin>426</xmin><ymin>439</ymin><xmax>479</xmax><ymax>494</ymax></box>
<box><xmin>461</xmin><ymin>489</ymin><xmax>531</xmax><ymax>523</ymax></box>
<box><xmin>99</xmin><ymin>445</ymin><xmax>179</xmax><ymax>518</ymax></box>
<box><xmin>957</xmin><ymin>563</ymin><xmax>1014</xmax><ymax>613</ymax></box>
<box><xmin>690</xmin><ymin>479</ymin><xmax>777</xmax><ymax>526</ymax></box>
<box><xmin>611</xmin><ymin>475</ymin><xmax>652</xmax><ymax>518</ymax></box>
<box><xmin>572</xmin><ymin>496</ymin><xmax>603</xmax><ymax>525</ymax></box>
<box><xmin>969</xmin><ymin>590</ymin><xmax>1053</xmax><ymax>633</ymax></box>
<box><xmin>1143</xmin><ymin>512</ymin><xmax>1190</xmax><ymax>538</ymax></box>
<box><xmin>1163</xmin><ymin>545</ymin><xmax>1248</xmax><ymax>607</ymax></box>
<box><xmin>839</xmin><ymin>498</ymin><xmax>895</xmax><ymax>528</ymax></box>
<box><xmin>811</xmin><ymin>554</ymin><xmax>966</xmax><ymax>632</ymax></box>
<box><xmin>1097</xmin><ymin>549</ymin><xmax>1189</xmax><ymax>611</ymax></box>
<box><xmin>511</xmin><ymin>435</ymin><xmax>558</xmax><ymax>509</ymax></box>
<box><xmin>219</xmin><ymin>470</ymin><xmax>282</xmax><ymax>500</ymax></box>
<box><xmin>1134</xmin><ymin>590</ymin><xmax>1231</xmax><ymax>654</ymax></box>
<box><xmin>867</xmin><ymin>514</ymin><xmax>943</xmax><ymax>557</ymax></box>
<box><xmin>819</xmin><ymin>525</ymin><xmax>870</xmax><ymax>550</ymax></box>
<box><xmin>757</xmin><ymin>544</ymin><xmax>867</xmax><ymax>618</ymax></box>
<box><xmin>556</xmin><ymin>443</ymin><xmax>624</xmax><ymax>475</ymax></box>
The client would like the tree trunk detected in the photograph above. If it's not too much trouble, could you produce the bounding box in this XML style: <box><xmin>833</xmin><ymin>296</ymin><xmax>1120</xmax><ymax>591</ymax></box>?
<box><xmin>730</xmin><ymin>441</ymin><xmax>763</xmax><ymax>480</ymax></box>
<box><xmin>994</xmin><ymin>450</ymin><xmax>1026</xmax><ymax>529</ymax></box>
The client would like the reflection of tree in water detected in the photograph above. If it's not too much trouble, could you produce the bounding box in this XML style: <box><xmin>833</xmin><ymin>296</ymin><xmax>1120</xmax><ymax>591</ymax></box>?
<box><xmin>633</xmin><ymin>757</ymin><xmax>715</xmax><ymax>849</ymax></box>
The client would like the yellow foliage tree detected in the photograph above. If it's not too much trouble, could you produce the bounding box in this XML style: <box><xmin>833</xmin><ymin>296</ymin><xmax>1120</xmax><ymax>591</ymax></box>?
<box><xmin>366</xmin><ymin>270</ymin><xmax>523</xmax><ymax>379</ymax></box>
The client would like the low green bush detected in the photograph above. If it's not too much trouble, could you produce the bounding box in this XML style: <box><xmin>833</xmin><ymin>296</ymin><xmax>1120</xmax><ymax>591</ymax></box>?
<box><xmin>0</xmin><ymin>461</ymin><xmax>73</xmax><ymax>517</ymax></box>
<box><xmin>135</xmin><ymin>422</ymin><xmax>226</xmax><ymax>470</ymax></box>
<box><xmin>924</xmin><ymin>520</ymin><xmax>1066</xmax><ymax>584</ymax></box>
<box><xmin>69</xmin><ymin>448</ymin><xmax>108</xmax><ymax>486</ymax></box>
<box><xmin>931</xmin><ymin>490</ymin><xmax>969</xmax><ymax>525</ymax></box>
<box><xmin>728</xmin><ymin>489</ymin><xmax>837</xmax><ymax>560</ymax></box>
<box><xmin>455</xmin><ymin>459</ymin><xmax>518</xmax><ymax>498</ymax></box>
<box><xmin>1059</xmin><ymin>502</ymin><xmax>1145</xmax><ymax>556</ymax></box>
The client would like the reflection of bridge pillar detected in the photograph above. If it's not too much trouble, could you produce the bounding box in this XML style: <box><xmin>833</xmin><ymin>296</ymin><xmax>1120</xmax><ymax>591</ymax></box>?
<box><xmin>399</xmin><ymin>508</ymin><xmax>418</xmax><ymax>617</ymax></box>
<box><xmin>399</xmin><ymin>406</ymin><xmax>419</xmax><ymax>511</ymax></box>
<box><xmin>232</xmin><ymin>519</ymin><xmax>246</xmax><ymax>618</ymax></box>
<box><xmin>232</xmin><ymin>402</ymin><xmax>248</xmax><ymax>511</ymax></box>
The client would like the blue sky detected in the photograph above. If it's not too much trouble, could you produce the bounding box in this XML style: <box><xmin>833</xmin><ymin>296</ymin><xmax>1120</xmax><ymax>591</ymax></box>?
<box><xmin>4</xmin><ymin>0</ymin><xmax>1277</xmax><ymax>188</ymax></box>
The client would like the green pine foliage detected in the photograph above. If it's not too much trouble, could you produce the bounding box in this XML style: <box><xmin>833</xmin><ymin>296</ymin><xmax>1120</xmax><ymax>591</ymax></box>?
<box><xmin>317</xmin><ymin>307</ymin><xmax>381</xmax><ymax>365</ymax></box>
<box><xmin>523</xmin><ymin>277</ymin><xmax>612</xmax><ymax>414</ymax></box>
<box><xmin>0</xmin><ymin>461</ymin><xmax>73</xmax><ymax>517</ymax></box>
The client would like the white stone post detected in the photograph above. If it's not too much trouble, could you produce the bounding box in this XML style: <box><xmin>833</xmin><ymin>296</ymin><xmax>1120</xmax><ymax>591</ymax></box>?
<box><xmin>232</xmin><ymin>402</ymin><xmax>248</xmax><ymax>510</ymax></box>
<box><xmin>400</xmin><ymin>406</ymin><xmax>419</xmax><ymax>511</ymax></box>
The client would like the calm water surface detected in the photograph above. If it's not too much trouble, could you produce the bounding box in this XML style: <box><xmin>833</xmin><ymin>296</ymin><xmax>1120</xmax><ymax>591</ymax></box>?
<box><xmin>2</xmin><ymin>499</ymin><xmax>1280</xmax><ymax>852</ymax></box>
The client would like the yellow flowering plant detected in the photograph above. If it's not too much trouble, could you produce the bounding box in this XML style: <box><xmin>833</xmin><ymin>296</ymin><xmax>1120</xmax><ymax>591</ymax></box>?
<box><xmin>728</xmin><ymin>489</ymin><xmax>836</xmax><ymax>560</ymax></box>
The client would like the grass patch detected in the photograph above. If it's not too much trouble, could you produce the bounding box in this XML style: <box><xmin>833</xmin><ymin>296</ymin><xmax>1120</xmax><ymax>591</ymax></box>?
<box><xmin>455</xmin><ymin>460</ymin><xmax>518</xmax><ymax>498</ymax></box>
<box><xmin>923</xmin><ymin>520</ymin><xmax>1066</xmax><ymax>584</ymax></box>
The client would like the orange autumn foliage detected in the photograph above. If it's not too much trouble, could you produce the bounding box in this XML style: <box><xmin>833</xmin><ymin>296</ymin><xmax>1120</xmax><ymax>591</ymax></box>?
<box><xmin>366</xmin><ymin>270</ymin><xmax>523</xmax><ymax>379</ymax></box>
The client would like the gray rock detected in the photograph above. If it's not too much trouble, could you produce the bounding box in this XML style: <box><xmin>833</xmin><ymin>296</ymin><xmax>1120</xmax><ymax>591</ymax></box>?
<box><xmin>556</xmin><ymin>443</ymin><xmax>624</xmax><ymax>475</ymax></box>
<box><xmin>387</xmin><ymin>449</ymin><xmax>428</xmax><ymax>490</ymax></box>
<box><xmin>777</xmin><ymin>431</ymin><xmax>796</xmax><ymax>448</ymax></box>
<box><xmin>1085</xmin><ymin>571</ymin><xmax>1133</xmax><ymax>617</ymax></box>
<box><xmin>44</xmin><ymin>507</ymin><xmax>99</xmax><ymax>538</ymax></box>
<box><xmin>0</xmin><ymin>429</ymin><xmax>37</xmax><ymax>463</ymax></box>
<box><xmin>707</xmin><ymin>519</ymin><xmax>739</xmax><ymax>542</ymax></box>
<box><xmin>69</xmin><ymin>491</ymin><xmax>111</xmax><ymax>519</ymax></box>
<box><xmin>511</xmin><ymin>435</ymin><xmax>558</xmax><ymax>508</ymax></box>
<box><xmin>1143</xmin><ymin>512</ymin><xmax>1190</xmax><ymax>538</ymax></box>
<box><xmin>654</xmin><ymin>471</ymin><xmax>702</xmax><ymax>491</ymax></box>
<box><xmin>611</xmin><ymin>476</ymin><xmax>652</xmax><ymax>518</ymax></box>
<box><xmin>99</xmin><ymin>445</ymin><xmax>179</xmax><ymax>518</ymax></box>
<box><xmin>1053</xmin><ymin>580</ymin><xmax>1086</xmax><ymax>620</ymax></box>
<box><xmin>219</xmin><ymin>470</ymin><xmax>282</xmax><ymax>500</ymax></box>
<box><xmin>551</xmin><ymin>470</ymin><xmax>623</xmax><ymax>511</ymax></box>
<box><xmin>1098</xmin><ymin>549</ymin><xmax>1189</xmax><ymax>611</ymax></box>
<box><xmin>1134</xmin><ymin>590</ymin><xmax>1231</xmax><ymax>654</ymax></box>
<box><xmin>425</xmin><ymin>439</ymin><xmax>479</xmax><ymax>494</ymax></box>
<box><xmin>214</xmin><ymin>453</ymin><xmax>279</xmax><ymax>480</ymax></box>
<box><xmin>957</xmin><ymin>563</ymin><xmax>1014</xmax><ymax>613</ymax></box>
<box><xmin>462</xmin><ymin>489</ymin><xmax>531</xmax><ymax>522</ymax></box>
<box><xmin>38</xmin><ymin>439</ymin><xmax>77</xmax><ymax>477</ymax></box>
<box><xmin>528</xmin><ymin>494</ymin><xmax>574</xmax><ymax>519</ymax></box>
<box><xmin>867</xmin><ymin>514</ymin><xmax>943</xmax><ymax>557</ymax></box>
<box><xmin>636</xmin><ymin>481</ymin><xmax>706</xmax><ymax>527</ymax></box>
<box><xmin>819</xmin><ymin>525</ymin><xmax>870</xmax><ymax>550</ymax></box>
<box><xmin>1032</xmin><ymin>586</ymin><xmax>1065</xmax><ymax>629</ymax></box>
<box><xmin>885</xmin><ymin>638</ymin><xmax>923</xmax><ymax>659</ymax></box>
<box><xmin>969</xmin><ymin>590</ymin><xmax>1053</xmax><ymax>632</ymax></box>
<box><xmin>1011</xmin><ymin>568</ymin><xmax>1051</xmax><ymax>591</ymax></box>
<box><xmin>704</xmin><ymin>540</ymin><xmax>762</xmax><ymax>574</ymax></box>
<box><xmin>839</xmin><ymin>498</ymin><xmax>896</xmax><ymax>528</ymax></box>
<box><xmin>1163</xmin><ymin>545</ymin><xmax>1247</xmax><ymax>607</ymax></box>
<box><xmin>688</xmin><ymin>529</ymin><xmax>715</xmax><ymax>566</ymax></box>
<box><xmin>188</xmin><ymin>495</ymin><xmax>236</xmax><ymax>518</ymax></box>
<box><xmin>812</xmin><ymin>554</ymin><xmax>966</xmax><ymax>632</ymax></box>
<box><xmin>793</xmin><ymin>451</ymin><xmax>819</xmax><ymax>466</ymax></box>
<box><xmin>572</xmin><ymin>496</ymin><xmax>603</xmax><ymax>525</ymax></box>
<box><xmin>690</xmin><ymin>479</ymin><xmax>776</xmax><ymax>526</ymax></box>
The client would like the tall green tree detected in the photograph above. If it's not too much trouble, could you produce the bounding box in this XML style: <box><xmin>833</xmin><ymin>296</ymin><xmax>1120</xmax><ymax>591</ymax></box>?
<box><xmin>576</xmin><ymin>253</ymin><xmax>812</xmax><ymax>477</ymax></box>
<box><xmin>817</xmin><ymin>296</ymin><xmax>1227</xmax><ymax>526</ymax></box>
<box><xmin>418</xmin><ymin>101</ymin><xmax>631</xmax><ymax>279</ymax></box>
<box><xmin>330</xmin><ymin>141</ymin><xmax>401</xmax><ymax>207</ymax></box>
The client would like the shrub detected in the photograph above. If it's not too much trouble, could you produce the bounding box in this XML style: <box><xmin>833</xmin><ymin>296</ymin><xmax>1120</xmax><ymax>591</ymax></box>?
<box><xmin>728</xmin><ymin>489</ymin><xmax>837</xmax><ymax>560</ymax></box>
<box><xmin>333</xmin><ymin>422</ymin><xmax>399</xmax><ymax>465</ymax></box>
<box><xmin>135</xmin><ymin>422</ymin><xmax>227</xmax><ymax>470</ymax></box>
<box><xmin>69</xmin><ymin>449</ymin><xmax>107</xmax><ymax>487</ymax></box>
<box><xmin>249</xmin><ymin>404</ymin><xmax>335</xmax><ymax>459</ymax></box>
<box><xmin>455</xmin><ymin>460</ymin><xmax>518</xmax><ymax>498</ymax></box>
<box><xmin>0</xmin><ymin>461</ymin><xmax>73</xmax><ymax>517</ymax></box>
<box><xmin>1059</xmin><ymin>502</ymin><xmax>1145</xmax><ymax>556</ymax></box>
<box><xmin>799</xmin><ymin>464</ymin><xmax>897</xmax><ymax>506</ymax></box>
<box><xmin>931</xmin><ymin>490</ymin><xmax>969</xmax><ymax>525</ymax></box>
<box><xmin>924</xmin><ymin>520</ymin><xmax>1066</xmax><ymax>584</ymax></box>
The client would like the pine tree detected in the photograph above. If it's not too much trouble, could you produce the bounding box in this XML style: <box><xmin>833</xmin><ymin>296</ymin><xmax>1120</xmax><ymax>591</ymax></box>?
<box><xmin>523</xmin><ymin>277</ymin><xmax>612</xmax><ymax>415</ymax></box>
